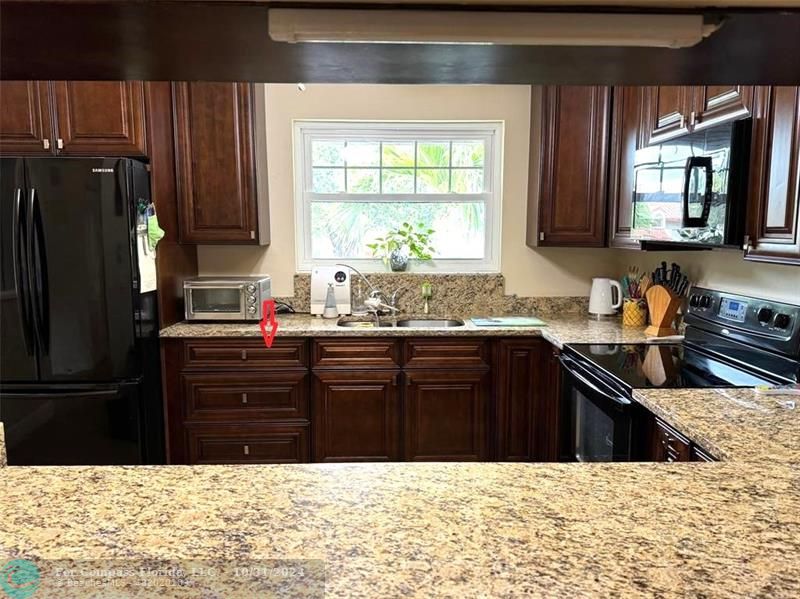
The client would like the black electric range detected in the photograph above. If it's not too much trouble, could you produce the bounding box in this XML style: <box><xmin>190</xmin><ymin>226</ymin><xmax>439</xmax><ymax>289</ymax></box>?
<box><xmin>559</xmin><ymin>287</ymin><xmax>800</xmax><ymax>462</ymax></box>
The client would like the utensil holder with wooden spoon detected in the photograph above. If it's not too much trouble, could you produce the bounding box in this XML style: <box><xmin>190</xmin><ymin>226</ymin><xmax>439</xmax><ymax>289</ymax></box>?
<box><xmin>644</xmin><ymin>284</ymin><xmax>682</xmax><ymax>337</ymax></box>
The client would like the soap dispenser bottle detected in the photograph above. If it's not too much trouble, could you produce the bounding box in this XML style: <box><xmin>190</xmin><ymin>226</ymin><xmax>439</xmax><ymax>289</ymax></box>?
<box><xmin>323</xmin><ymin>283</ymin><xmax>339</xmax><ymax>319</ymax></box>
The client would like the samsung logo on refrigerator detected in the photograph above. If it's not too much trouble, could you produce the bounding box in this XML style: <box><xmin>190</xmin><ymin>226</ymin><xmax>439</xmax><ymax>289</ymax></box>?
<box><xmin>92</xmin><ymin>168</ymin><xmax>114</xmax><ymax>173</ymax></box>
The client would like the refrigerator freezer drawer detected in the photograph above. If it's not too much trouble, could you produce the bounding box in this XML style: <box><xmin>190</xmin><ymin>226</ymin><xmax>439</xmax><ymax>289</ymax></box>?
<box><xmin>0</xmin><ymin>383</ymin><xmax>143</xmax><ymax>465</ymax></box>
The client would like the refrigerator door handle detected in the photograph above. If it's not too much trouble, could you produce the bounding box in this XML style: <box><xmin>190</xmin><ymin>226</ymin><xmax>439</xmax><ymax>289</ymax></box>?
<box><xmin>12</xmin><ymin>187</ymin><xmax>35</xmax><ymax>356</ymax></box>
<box><xmin>26</xmin><ymin>188</ymin><xmax>50</xmax><ymax>355</ymax></box>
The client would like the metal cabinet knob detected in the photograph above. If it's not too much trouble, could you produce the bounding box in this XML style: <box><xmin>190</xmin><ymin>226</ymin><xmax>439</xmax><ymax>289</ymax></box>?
<box><xmin>241</xmin><ymin>393</ymin><xmax>248</xmax><ymax>404</ymax></box>
<box><xmin>57</xmin><ymin>138</ymin><xmax>64</xmax><ymax>150</ymax></box>
<box><xmin>43</xmin><ymin>139</ymin><xmax>50</xmax><ymax>150</ymax></box>
<box><xmin>243</xmin><ymin>444</ymin><xmax>250</xmax><ymax>456</ymax></box>
<box><xmin>241</xmin><ymin>349</ymin><xmax>247</xmax><ymax>360</ymax></box>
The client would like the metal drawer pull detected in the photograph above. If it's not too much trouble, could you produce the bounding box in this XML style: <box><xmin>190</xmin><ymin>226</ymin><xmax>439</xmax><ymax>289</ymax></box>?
<box><xmin>243</xmin><ymin>444</ymin><xmax>250</xmax><ymax>456</ymax></box>
<box><xmin>241</xmin><ymin>349</ymin><xmax>247</xmax><ymax>360</ymax></box>
<box><xmin>241</xmin><ymin>393</ymin><xmax>248</xmax><ymax>404</ymax></box>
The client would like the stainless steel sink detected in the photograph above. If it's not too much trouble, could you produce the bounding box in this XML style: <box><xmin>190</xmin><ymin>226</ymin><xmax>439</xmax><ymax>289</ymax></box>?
<box><xmin>336</xmin><ymin>320</ymin><xmax>394</xmax><ymax>328</ymax></box>
<box><xmin>395</xmin><ymin>319</ymin><xmax>465</xmax><ymax>328</ymax></box>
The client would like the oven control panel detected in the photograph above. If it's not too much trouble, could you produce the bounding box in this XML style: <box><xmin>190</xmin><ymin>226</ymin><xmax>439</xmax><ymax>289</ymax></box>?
<box><xmin>686</xmin><ymin>287</ymin><xmax>800</xmax><ymax>357</ymax></box>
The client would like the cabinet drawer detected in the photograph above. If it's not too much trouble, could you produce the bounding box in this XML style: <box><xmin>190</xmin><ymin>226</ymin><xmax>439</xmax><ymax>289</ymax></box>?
<box><xmin>186</xmin><ymin>423</ymin><xmax>309</xmax><ymax>464</ymax></box>
<box><xmin>183</xmin><ymin>371</ymin><xmax>308</xmax><ymax>421</ymax></box>
<box><xmin>183</xmin><ymin>338</ymin><xmax>308</xmax><ymax>369</ymax></box>
<box><xmin>312</xmin><ymin>338</ymin><xmax>400</xmax><ymax>369</ymax></box>
<box><xmin>403</xmin><ymin>338</ymin><xmax>488</xmax><ymax>369</ymax></box>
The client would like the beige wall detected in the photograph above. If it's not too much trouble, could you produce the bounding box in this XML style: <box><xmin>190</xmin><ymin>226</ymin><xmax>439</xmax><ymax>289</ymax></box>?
<box><xmin>619</xmin><ymin>250</ymin><xmax>800</xmax><ymax>304</ymax></box>
<box><xmin>198</xmin><ymin>83</ymin><xmax>800</xmax><ymax>303</ymax></box>
<box><xmin>198</xmin><ymin>83</ymin><xmax>624</xmax><ymax>297</ymax></box>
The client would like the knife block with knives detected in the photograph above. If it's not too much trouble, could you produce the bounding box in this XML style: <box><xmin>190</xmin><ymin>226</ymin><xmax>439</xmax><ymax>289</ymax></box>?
<box><xmin>644</xmin><ymin>285</ymin><xmax>683</xmax><ymax>337</ymax></box>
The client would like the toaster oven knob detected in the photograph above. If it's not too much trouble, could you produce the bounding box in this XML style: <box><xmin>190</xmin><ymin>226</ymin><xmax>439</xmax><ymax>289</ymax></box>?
<box><xmin>248</xmin><ymin>295</ymin><xmax>257</xmax><ymax>304</ymax></box>
<box><xmin>247</xmin><ymin>306</ymin><xmax>257</xmax><ymax>314</ymax></box>
<box><xmin>246</xmin><ymin>284</ymin><xmax>256</xmax><ymax>293</ymax></box>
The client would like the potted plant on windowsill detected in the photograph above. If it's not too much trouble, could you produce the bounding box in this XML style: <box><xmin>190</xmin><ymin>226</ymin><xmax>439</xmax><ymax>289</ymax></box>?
<box><xmin>367</xmin><ymin>222</ymin><xmax>435</xmax><ymax>272</ymax></box>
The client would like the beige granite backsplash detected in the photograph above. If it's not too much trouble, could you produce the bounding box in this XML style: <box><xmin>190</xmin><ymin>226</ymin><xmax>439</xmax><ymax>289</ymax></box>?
<box><xmin>289</xmin><ymin>273</ymin><xmax>587</xmax><ymax>316</ymax></box>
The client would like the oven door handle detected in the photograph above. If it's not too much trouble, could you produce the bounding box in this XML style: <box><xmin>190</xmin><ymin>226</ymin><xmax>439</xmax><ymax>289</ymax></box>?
<box><xmin>559</xmin><ymin>355</ymin><xmax>631</xmax><ymax>406</ymax></box>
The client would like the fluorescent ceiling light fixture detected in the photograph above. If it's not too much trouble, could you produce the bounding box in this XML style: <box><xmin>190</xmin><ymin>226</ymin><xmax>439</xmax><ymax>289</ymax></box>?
<box><xmin>268</xmin><ymin>9</ymin><xmax>720</xmax><ymax>48</ymax></box>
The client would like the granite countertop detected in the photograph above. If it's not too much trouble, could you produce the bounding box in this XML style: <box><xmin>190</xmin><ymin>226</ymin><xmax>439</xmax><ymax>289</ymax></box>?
<box><xmin>635</xmin><ymin>388</ymin><xmax>800</xmax><ymax>463</ymax></box>
<box><xmin>2</xmin><ymin>462</ymin><xmax>799</xmax><ymax>597</ymax></box>
<box><xmin>160</xmin><ymin>313</ymin><xmax>651</xmax><ymax>348</ymax></box>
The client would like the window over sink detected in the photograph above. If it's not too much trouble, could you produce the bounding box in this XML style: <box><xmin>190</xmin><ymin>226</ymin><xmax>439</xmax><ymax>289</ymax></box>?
<box><xmin>293</xmin><ymin>121</ymin><xmax>502</xmax><ymax>272</ymax></box>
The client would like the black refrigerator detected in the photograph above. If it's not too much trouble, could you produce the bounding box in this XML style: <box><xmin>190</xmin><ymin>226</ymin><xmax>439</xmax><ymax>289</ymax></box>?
<box><xmin>0</xmin><ymin>157</ymin><xmax>164</xmax><ymax>465</ymax></box>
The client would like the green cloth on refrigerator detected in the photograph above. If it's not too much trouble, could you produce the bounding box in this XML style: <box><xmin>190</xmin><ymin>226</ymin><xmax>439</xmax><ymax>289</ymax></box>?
<box><xmin>147</xmin><ymin>207</ymin><xmax>165</xmax><ymax>251</ymax></box>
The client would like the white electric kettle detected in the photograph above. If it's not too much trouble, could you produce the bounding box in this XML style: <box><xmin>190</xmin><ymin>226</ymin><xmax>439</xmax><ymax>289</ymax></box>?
<box><xmin>589</xmin><ymin>277</ymin><xmax>623</xmax><ymax>317</ymax></box>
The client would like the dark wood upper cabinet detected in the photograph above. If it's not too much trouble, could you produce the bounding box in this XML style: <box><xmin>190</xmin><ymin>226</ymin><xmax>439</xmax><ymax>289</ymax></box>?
<box><xmin>173</xmin><ymin>81</ymin><xmax>269</xmax><ymax>244</ymax></box>
<box><xmin>608</xmin><ymin>86</ymin><xmax>647</xmax><ymax>250</ymax></box>
<box><xmin>536</xmin><ymin>85</ymin><xmax>610</xmax><ymax>247</ymax></box>
<box><xmin>645</xmin><ymin>86</ymin><xmax>693</xmax><ymax>144</ymax></box>
<box><xmin>52</xmin><ymin>81</ymin><xmax>147</xmax><ymax>156</ymax></box>
<box><xmin>404</xmin><ymin>369</ymin><xmax>489</xmax><ymax>461</ymax></box>
<box><xmin>495</xmin><ymin>339</ymin><xmax>547</xmax><ymax>461</ymax></box>
<box><xmin>693</xmin><ymin>85</ymin><xmax>754</xmax><ymax>132</ymax></box>
<box><xmin>646</xmin><ymin>85</ymin><xmax>754</xmax><ymax>144</ymax></box>
<box><xmin>745</xmin><ymin>86</ymin><xmax>800</xmax><ymax>265</ymax></box>
<box><xmin>312</xmin><ymin>370</ymin><xmax>401</xmax><ymax>462</ymax></box>
<box><xmin>1</xmin><ymin>80</ymin><xmax>146</xmax><ymax>156</ymax></box>
<box><xmin>0</xmin><ymin>81</ymin><xmax>53</xmax><ymax>155</ymax></box>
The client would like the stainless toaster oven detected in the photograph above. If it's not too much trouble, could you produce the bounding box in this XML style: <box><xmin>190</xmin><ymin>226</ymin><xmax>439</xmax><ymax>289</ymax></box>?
<box><xmin>184</xmin><ymin>276</ymin><xmax>271</xmax><ymax>321</ymax></box>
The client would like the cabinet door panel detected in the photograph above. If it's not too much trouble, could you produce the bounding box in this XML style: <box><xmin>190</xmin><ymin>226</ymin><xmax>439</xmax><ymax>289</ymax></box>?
<box><xmin>405</xmin><ymin>370</ymin><xmax>488</xmax><ymax>461</ymax></box>
<box><xmin>186</xmin><ymin>423</ymin><xmax>309</xmax><ymax>464</ymax></box>
<box><xmin>313</xmin><ymin>370</ymin><xmax>401</xmax><ymax>462</ymax></box>
<box><xmin>496</xmin><ymin>339</ymin><xmax>547</xmax><ymax>461</ymax></box>
<box><xmin>645</xmin><ymin>85</ymin><xmax>692</xmax><ymax>144</ymax></box>
<box><xmin>538</xmin><ymin>86</ymin><xmax>609</xmax><ymax>247</ymax></box>
<box><xmin>608</xmin><ymin>86</ymin><xmax>646</xmax><ymax>249</ymax></box>
<box><xmin>746</xmin><ymin>86</ymin><xmax>800</xmax><ymax>264</ymax></box>
<box><xmin>52</xmin><ymin>81</ymin><xmax>147</xmax><ymax>155</ymax></box>
<box><xmin>0</xmin><ymin>81</ymin><xmax>53</xmax><ymax>155</ymax></box>
<box><xmin>693</xmin><ymin>85</ymin><xmax>753</xmax><ymax>131</ymax></box>
<box><xmin>173</xmin><ymin>82</ymin><xmax>258</xmax><ymax>243</ymax></box>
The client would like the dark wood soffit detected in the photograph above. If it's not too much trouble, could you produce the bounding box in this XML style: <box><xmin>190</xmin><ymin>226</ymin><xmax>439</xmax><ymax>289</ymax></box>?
<box><xmin>1</xmin><ymin>4</ymin><xmax>800</xmax><ymax>84</ymax></box>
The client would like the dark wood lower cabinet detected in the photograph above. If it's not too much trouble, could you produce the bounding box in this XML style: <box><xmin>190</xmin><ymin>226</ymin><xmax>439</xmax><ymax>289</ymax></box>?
<box><xmin>312</xmin><ymin>370</ymin><xmax>401</xmax><ymax>462</ymax></box>
<box><xmin>652</xmin><ymin>418</ymin><xmax>692</xmax><ymax>462</ymax></box>
<box><xmin>404</xmin><ymin>369</ymin><xmax>489</xmax><ymax>461</ymax></box>
<box><xmin>650</xmin><ymin>417</ymin><xmax>716</xmax><ymax>462</ymax></box>
<box><xmin>165</xmin><ymin>337</ymin><xmax>557</xmax><ymax>464</ymax></box>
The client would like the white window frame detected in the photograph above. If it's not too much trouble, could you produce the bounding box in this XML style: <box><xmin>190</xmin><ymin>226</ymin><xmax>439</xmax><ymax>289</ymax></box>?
<box><xmin>293</xmin><ymin>120</ymin><xmax>503</xmax><ymax>273</ymax></box>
